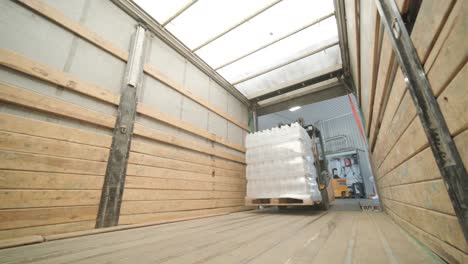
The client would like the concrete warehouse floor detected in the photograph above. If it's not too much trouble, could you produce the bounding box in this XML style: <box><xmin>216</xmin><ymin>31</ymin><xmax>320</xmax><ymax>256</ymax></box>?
<box><xmin>0</xmin><ymin>200</ymin><xmax>442</xmax><ymax>264</ymax></box>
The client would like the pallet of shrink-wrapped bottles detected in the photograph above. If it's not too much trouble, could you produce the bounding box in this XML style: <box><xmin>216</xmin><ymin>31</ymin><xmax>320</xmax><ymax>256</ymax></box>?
<box><xmin>245</xmin><ymin>123</ymin><xmax>322</xmax><ymax>205</ymax></box>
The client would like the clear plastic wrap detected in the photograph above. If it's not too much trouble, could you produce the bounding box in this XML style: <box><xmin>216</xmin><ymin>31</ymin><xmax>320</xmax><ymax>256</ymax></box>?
<box><xmin>245</xmin><ymin>123</ymin><xmax>322</xmax><ymax>201</ymax></box>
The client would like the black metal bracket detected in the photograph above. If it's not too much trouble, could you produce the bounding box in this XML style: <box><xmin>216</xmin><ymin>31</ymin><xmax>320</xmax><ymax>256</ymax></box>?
<box><xmin>375</xmin><ymin>0</ymin><xmax>468</xmax><ymax>241</ymax></box>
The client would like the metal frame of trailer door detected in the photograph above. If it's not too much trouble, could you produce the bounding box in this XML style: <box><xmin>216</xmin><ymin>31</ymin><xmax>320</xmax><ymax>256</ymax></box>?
<box><xmin>375</xmin><ymin>0</ymin><xmax>468</xmax><ymax>241</ymax></box>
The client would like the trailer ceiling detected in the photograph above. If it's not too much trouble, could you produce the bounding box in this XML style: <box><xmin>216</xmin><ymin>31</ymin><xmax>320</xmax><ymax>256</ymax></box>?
<box><xmin>133</xmin><ymin>0</ymin><xmax>343</xmax><ymax>100</ymax></box>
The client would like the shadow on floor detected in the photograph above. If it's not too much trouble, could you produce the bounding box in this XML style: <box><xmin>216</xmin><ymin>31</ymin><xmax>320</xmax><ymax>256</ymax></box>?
<box><xmin>248</xmin><ymin>198</ymin><xmax>379</xmax><ymax>216</ymax></box>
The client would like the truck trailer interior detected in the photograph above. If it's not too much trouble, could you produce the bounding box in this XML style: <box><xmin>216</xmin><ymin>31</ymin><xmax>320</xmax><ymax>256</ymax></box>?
<box><xmin>0</xmin><ymin>0</ymin><xmax>466</xmax><ymax>263</ymax></box>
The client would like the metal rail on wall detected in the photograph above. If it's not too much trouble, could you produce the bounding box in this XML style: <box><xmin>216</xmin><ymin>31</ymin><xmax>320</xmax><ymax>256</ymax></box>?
<box><xmin>375</xmin><ymin>0</ymin><xmax>468</xmax><ymax>241</ymax></box>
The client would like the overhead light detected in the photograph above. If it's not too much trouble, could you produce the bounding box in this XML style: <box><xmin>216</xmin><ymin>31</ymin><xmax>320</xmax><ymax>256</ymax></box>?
<box><xmin>289</xmin><ymin>106</ymin><xmax>301</xmax><ymax>112</ymax></box>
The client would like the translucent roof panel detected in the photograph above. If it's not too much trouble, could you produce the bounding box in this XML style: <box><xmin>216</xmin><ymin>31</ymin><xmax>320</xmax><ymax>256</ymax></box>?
<box><xmin>133</xmin><ymin>0</ymin><xmax>193</xmax><ymax>25</ymax></box>
<box><xmin>216</xmin><ymin>16</ymin><xmax>339</xmax><ymax>84</ymax></box>
<box><xmin>235</xmin><ymin>45</ymin><xmax>342</xmax><ymax>98</ymax></box>
<box><xmin>164</xmin><ymin>0</ymin><xmax>277</xmax><ymax>49</ymax></box>
<box><xmin>195</xmin><ymin>0</ymin><xmax>335</xmax><ymax>69</ymax></box>
<box><xmin>133</xmin><ymin>0</ymin><xmax>342</xmax><ymax>99</ymax></box>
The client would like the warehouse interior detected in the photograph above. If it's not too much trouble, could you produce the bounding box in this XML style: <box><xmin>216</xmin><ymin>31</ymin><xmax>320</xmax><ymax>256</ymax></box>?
<box><xmin>0</xmin><ymin>0</ymin><xmax>466</xmax><ymax>263</ymax></box>
<box><xmin>258</xmin><ymin>95</ymin><xmax>376</xmax><ymax>198</ymax></box>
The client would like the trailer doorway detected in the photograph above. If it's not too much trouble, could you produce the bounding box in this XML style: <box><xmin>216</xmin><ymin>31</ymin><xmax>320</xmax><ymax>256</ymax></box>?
<box><xmin>256</xmin><ymin>94</ymin><xmax>378</xmax><ymax>208</ymax></box>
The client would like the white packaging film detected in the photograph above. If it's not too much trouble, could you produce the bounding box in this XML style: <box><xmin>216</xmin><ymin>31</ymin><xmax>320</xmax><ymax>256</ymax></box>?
<box><xmin>245</xmin><ymin>123</ymin><xmax>322</xmax><ymax>201</ymax></box>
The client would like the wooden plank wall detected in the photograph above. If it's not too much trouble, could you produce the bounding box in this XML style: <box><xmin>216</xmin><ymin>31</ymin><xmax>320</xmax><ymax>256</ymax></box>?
<box><xmin>0</xmin><ymin>0</ymin><xmax>249</xmax><ymax>241</ymax></box>
<box><xmin>356</xmin><ymin>0</ymin><xmax>468</xmax><ymax>262</ymax></box>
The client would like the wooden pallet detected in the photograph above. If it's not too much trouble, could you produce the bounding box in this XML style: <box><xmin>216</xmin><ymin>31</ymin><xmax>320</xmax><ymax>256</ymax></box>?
<box><xmin>245</xmin><ymin>197</ymin><xmax>316</xmax><ymax>206</ymax></box>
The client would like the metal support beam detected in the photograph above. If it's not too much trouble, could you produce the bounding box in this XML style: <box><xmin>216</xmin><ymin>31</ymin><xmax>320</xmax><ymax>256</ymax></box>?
<box><xmin>215</xmin><ymin>12</ymin><xmax>335</xmax><ymax>71</ymax></box>
<box><xmin>192</xmin><ymin>0</ymin><xmax>283</xmax><ymax>52</ymax></box>
<box><xmin>112</xmin><ymin>0</ymin><xmax>250</xmax><ymax>106</ymax></box>
<box><xmin>252</xmin><ymin>106</ymin><xmax>258</xmax><ymax>132</ymax></box>
<box><xmin>96</xmin><ymin>25</ymin><xmax>147</xmax><ymax>228</ymax></box>
<box><xmin>232</xmin><ymin>42</ymin><xmax>340</xmax><ymax>85</ymax></box>
<box><xmin>257</xmin><ymin>83</ymin><xmax>346</xmax><ymax>116</ymax></box>
<box><xmin>161</xmin><ymin>0</ymin><xmax>198</xmax><ymax>27</ymax></box>
<box><xmin>333</xmin><ymin>0</ymin><xmax>351</xmax><ymax>77</ymax></box>
<box><xmin>251</xmin><ymin>68</ymin><xmax>343</xmax><ymax>103</ymax></box>
<box><xmin>375</xmin><ymin>0</ymin><xmax>468</xmax><ymax>241</ymax></box>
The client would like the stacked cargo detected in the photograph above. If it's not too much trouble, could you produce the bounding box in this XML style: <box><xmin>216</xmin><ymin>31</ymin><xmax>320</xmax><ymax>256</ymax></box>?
<box><xmin>245</xmin><ymin>123</ymin><xmax>322</xmax><ymax>201</ymax></box>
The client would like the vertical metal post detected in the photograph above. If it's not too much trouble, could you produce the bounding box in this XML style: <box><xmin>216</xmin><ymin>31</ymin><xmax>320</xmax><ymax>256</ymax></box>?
<box><xmin>333</xmin><ymin>0</ymin><xmax>351</xmax><ymax>78</ymax></box>
<box><xmin>375</xmin><ymin>0</ymin><xmax>468</xmax><ymax>241</ymax></box>
<box><xmin>96</xmin><ymin>25</ymin><xmax>146</xmax><ymax>228</ymax></box>
<box><xmin>252</xmin><ymin>106</ymin><xmax>258</xmax><ymax>132</ymax></box>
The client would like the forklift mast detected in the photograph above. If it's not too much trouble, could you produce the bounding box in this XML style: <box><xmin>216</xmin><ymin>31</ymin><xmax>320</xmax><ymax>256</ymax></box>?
<box><xmin>304</xmin><ymin>124</ymin><xmax>330</xmax><ymax>188</ymax></box>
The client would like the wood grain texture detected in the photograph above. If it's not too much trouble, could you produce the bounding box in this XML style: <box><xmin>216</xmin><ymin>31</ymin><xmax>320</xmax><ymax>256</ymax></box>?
<box><xmin>437</xmin><ymin>60</ymin><xmax>468</xmax><ymax>136</ymax></box>
<box><xmin>376</xmin><ymin>92</ymin><xmax>417</xmax><ymax>167</ymax></box>
<box><xmin>359</xmin><ymin>0</ymin><xmax>379</xmax><ymax>135</ymax></box>
<box><xmin>143</xmin><ymin>65</ymin><xmax>249</xmax><ymax>132</ymax></box>
<box><xmin>0</xmin><ymin>131</ymin><xmax>109</xmax><ymax>162</ymax></box>
<box><xmin>375</xmin><ymin>40</ymin><xmax>466</xmax><ymax>172</ymax></box>
<box><xmin>0</xmin><ymin>0</ymin><xmax>250</xmax><ymax>241</ymax></box>
<box><xmin>369</xmin><ymin>32</ymin><xmax>395</xmax><ymax>149</ymax></box>
<box><xmin>125</xmin><ymin>176</ymin><xmax>244</xmax><ymax>192</ymax></box>
<box><xmin>424</xmin><ymin>0</ymin><xmax>467</xmax><ymax>97</ymax></box>
<box><xmin>0</xmin><ymin>82</ymin><xmax>116</xmax><ymax>128</ymax></box>
<box><xmin>0</xmin><ymin>48</ymin><xmax>245</xmax><ymax>153</ymax></box>
<box><xmin>0</xmin><ymin>82</ymin><xmax>243</xmax><ymax>163</ymax></box>
<box><xmin>0</xmin><ymin>190</ymin><xmax>101</xmax><ymax>209</ymax></box>
<box><xmin>0</xmin><ymin>49</ymin><xmax>119</xmax><ymax>105</ymax></box>
<box><xmin>120</xmin><ymin>199</ymin><xmax>244</xmax><ymax>215</ymax></box>
<box><xmin>377</xmin><ymin>118</ymin><xmax>427</xmax><ymax>178</ymax></box>
<box><xmin>377</xmin><ymin>63</ymin><xmax>468</xmax><ymax>177</ymax></box>
<box><xmin>18</xmin><ymin>0</ymin><xmax>129</xmax><ymax>61</ymax></box>
<box><xmin>372</xmin><ymin>0</ymin><xmax>459</xmax><ymax>166</ymax></box>
<box><xmin>0</xmin><ymin>151</ymin><xmax>107</xmax><ymax>176</ymax></box>
<box><xmin>0</xmin><ymin>170</ymin><xmax>104</xmax><ymax>190</ymax></box>
<box><xmin>0</xmin><ymin>113</ymin><xmax>112</xmax><ymax>148</ymax></box>
<box><xmin>377</xmin><ymin>147</ymin><xmax>439</xmax><ymax>187</ymax></box>
<box><xmin>381</xmin><ymin>179</ymin><xmax>455</xmax><ymax>215</ymax></box>
<box><xmin>0</xmin><ymin>235</ymin><xmax>43</xmax><ymax>249</ymax></box>
<box><xmin>137</xmin><ymin>103</ymin><xmax>246</xmax><ymax>152</ymax></box>
<box><xmin>17</xmin><ymin>0</ymin><xmax>249</xmax><ymax>132</ymax></box>
<box><xmin>411</xmin><ymin>0</ymin><xmax>456</xmax><ymax>64</ymax></box>
<box><xmin>385</xmin><ymin>199</ymin><xmax>467</xmax><ymax>253</ymax></box>
<box><xmin>0</xmin><ymin>206</ymin><xmax>98</xmax><ymax>230</ymax></box>
<box><xmin>370</xmin><ymin>70</ymin><xmax>406</xmax><ymax>164</ymax></box>
<box><xmin>123</xmin><ymin>189</ymin><xmax>245</xmax><ymax>201</ymax></box>
<box><xmin>129</xmin><ymin>150</ymin><xmax>225</xmax><ymax>175</ymax></box>
<box><xmin>0</xmin><ymin>220</ymin><xmax>95</xmax><ymax>241</ymax></box>
<box><xmin>118</xmin><ymin>206</ymin><xmax>250</xmax><ymax>225</ymax></box>
<box><xmin>126</xmin><ymin>164</ymin><xmax>245</xmax><ymax>185</ymax></box>
<box><xmin>423</xmin><ymin>0</ymin><xmax>464</xmax><ymax>71</ymax></box>
<box><xmin>370</xmin><ymin>3</ymin><xmax>468</xmax><ymax>259</ymax></box>
<box><xmin>124</xmin><ymin>176</ymin><xmax>214</xmax><ymax>191</ymax></box>
<box><xmin>131</xmin><ymin>139</ymin><xmax>212</xmax><ymax>165</ymax></box>
<box><xmin>0</xmin><ymin>204</ymin><xmax>446</xmax><ymax>263</ymax></box>
<box><xmin>133</xmin><ymin>123</ymin><xmax>245</xmax><ymax>164</ymax></box>
<box><xmin>386</xmin><ymin>206</ymin><xmax>468</xmax><ymax>263</ymax></box>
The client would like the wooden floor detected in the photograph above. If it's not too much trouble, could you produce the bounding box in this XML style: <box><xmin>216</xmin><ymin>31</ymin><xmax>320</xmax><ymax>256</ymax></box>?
<box><xmin>0</xmin><ymin>200</ymin><xmax>442</xmax><ymax>264</ymax></box>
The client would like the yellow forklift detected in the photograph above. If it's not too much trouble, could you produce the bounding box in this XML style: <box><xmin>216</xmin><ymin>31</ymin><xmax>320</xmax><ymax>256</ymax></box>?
<box><xmin>331</xmin><ymin>176</ymin><xmax>350</xmax><ymax>198</ymax></box>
